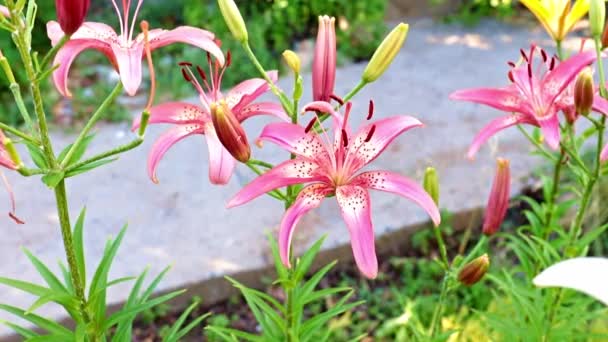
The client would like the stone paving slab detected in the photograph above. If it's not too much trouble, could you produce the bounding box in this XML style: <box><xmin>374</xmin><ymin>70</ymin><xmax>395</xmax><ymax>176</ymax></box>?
<box><xmin>0</xmin><ymin>18</ymin><xmax>579</xmax><ymax>338</ymax></box>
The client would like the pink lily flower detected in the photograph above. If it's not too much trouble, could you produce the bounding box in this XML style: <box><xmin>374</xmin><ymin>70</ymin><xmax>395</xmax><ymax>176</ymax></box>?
<box><xmin>482</xmin><ymin>158</ymin><xmax>510</xmax><ymax>236</ymax></box>
<box><xmin>47</xmin><ymin>0</ymin><xmax>224</xmax><ymax>97</ymax></box>
<box><xmin>132</xmin><ymin>54</ymin><xmax>288</xmax><ymax>185</ymax></box>
<box><xmin>312</xmin><ymin>16</ymin><xmax>336</xmax><ymax>102</ymax></box>
<box><xmin>450</xmin><ymin>46</ymin><xmax>601</xmax><ymax>158</ymax></box>
<box><xmin>227</xmin><ymin>101</ymin><xmax>441</xmax><ymax>279</ymax></box>
<box><xmin>0</xmin><ymin>6</ymin><xmax>9</xmax><ymax>17</ymax></box>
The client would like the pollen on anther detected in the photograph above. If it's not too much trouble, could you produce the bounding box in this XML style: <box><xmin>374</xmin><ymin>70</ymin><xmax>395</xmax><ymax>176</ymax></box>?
<box><xmin>305</xmin><ymin>117</ymin><xmax>318</xmax><ymax>133</ymax></box>
<box><xmin>196</xmin><ymin>66</ymin><xmax>208</xmax><ymax>82</ymax></box>
<box><xmin>540</xmin><ymin>49</ymin><xmax>547</xmax><ymax>62</ymax></box>
<box><xmin>364</xmin><ymin>125</ymin><xmax>377</xmax><ymax>142</ymax></box>
<box><xmin>507</xmin><ymin>61</ymin><xmax>516</xmax><ymax>68</ymax></box>
<box><xmin>367</xmin><ymin>100</ymin><xmax>375</xmax><ymax>120</ymax></box>
<box><xmin>178</xmin><ymin>61</ymin><xmax>193</xmax><ymax>67</ymax></box>
<box><xmin>330</xmin><ymin>94</ymin><xmax>344</xmax><ymax>106</ymax></box>
<box><xmin>527</xmin><ymin>63</ymin><xmax>532</xmax><ymax>78</ymax></box>
<box><xmin>181</xmin><ymin>68</ymin><xmax>192</xmax><ymax>82</ymax></box>
<box><xmin>520</xmin><ymin>49</ymin><xmax>528</xmax><ymax>62</ymax></box>
<box><xmin>226</xmin><ymin>51</ymin><xmax>233</xmax><ymax>67</ymax></box>
<box><xmin>341</xmin><ymin>129</ymin><xmax>349</xmax><ymax>147</ymax></box>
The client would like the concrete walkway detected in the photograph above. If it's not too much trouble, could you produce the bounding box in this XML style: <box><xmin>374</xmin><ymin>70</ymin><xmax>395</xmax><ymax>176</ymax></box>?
<box><xmin>0</xmin><ymin>18</ymin><xmax>578</xmax><ymax>337</ymax></box>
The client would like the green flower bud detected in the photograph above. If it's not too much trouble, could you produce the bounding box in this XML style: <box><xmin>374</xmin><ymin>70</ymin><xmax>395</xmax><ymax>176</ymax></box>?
<box><xmin>282</xmin><ymin>50</ymin><xmax>301</xmax><ymax>74</ymax></box>
<box><xmin>574</xmin><ymin>68</ymin><xmax>595</xmax><ymax>116</ymax></box>
<box><xmin>218</xmin><ymin>0</ymin><xmax>248</xmax><ymax>43</ymax></box>
<box><xmin>590</xmin><ymin>0</ymin><xmax>606</xmax><ymax>38</ymax></box>
<box><xmin>362</xmin><ymin>23</ymin><xmax>409</xmax><ymax>83</ymax></box>
<box><xmin>423</xmin><ymin>167</ymin><xmax>440</xmax><ymax>205</ymax></box>
<box><xmin>458</xmin><ymin>254</ymin><xmax>490</xmax><ymax>286</ymax></box>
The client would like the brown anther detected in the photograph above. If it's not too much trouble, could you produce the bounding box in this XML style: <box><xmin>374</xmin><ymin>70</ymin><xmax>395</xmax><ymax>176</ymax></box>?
<box><xmin>341</xmin><ymin>129</ymin><xmax>349</xmax><ymax>147</ymax></box>
<box><xmin>520</xmin><ymin>48</ymin><xmax>528</xmax><ymax>62</ymax></box>
<box><xmin>9</xmin><ymin>213</ymin><xmax>24</xmax><ymax>225</ymax></box>
<box><xmin>178</xmin><ymin>61</ymin><xmax>193</xmax><ymax>67</ymax></box>
<box><xmin>305</xmin><ymin>117</ymin><xmax>318</xmax><ymax>133</ymax></box>
<box><xmin>364</xmin><ymin>125</ymin><xmax>376</xmax><ymax>142</ymax></box>
<box><xmin>549</xmin><ymin>57</ymin><xmax>556</xmax><ymax>71</ymax></box>
<box><xmin>540</xmin><ymin>49</ymin><xmax>547</xmax><ymax>62</ymax></box>
<box><xmin>527</xmin><ymin>63</ymin><xmax>533</xmax><ymax>78</ymax></box>
<box><xmin>367</xmin><ymin>100</ymin><xmax>375</xmax><ymax>120</ymax></box>
<box><xmin>226</xmin><ymin>51</ymin><xmax>232</xmax><ymax>67</ymax></box>
<box><xmin>330</xmin><ymin>94</ymin><xmax>344</xmax><ymax>106</ymax></box>
<box><xmin>507</xmin><ymin>61</ymin><xmax>516</xmax><ymax>68</ymax></box>
<box><xmin>181</xmin><ymin>68</ymin><xmax>192</xmax><ymax>82</ymax></box>
<box><xmin>196</xmin><ymin>65</ymin><xmax>208</xmax><ymax>82</ymax></box>
<box><xmin>508</xmin><ymin>71</ymin><xmax>515</xmax><ymax>83</ymax></box>
<box><xmin>206</xmin><ymin>51</ymin><xmax>212</xmax><ymax>64</ymax></box>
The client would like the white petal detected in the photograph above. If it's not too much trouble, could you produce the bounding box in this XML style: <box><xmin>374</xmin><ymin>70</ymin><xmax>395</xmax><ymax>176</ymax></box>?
<box><xmin>533</xmin><ymin>257</ymin><xmax>608</xmax><ymax>306</ymax></box>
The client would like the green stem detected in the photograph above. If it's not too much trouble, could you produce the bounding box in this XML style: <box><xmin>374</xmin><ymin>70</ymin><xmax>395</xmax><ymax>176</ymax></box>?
<box><xmin>0</xmin><ymin>122</ymin><xmax>38</xmax><ymax>144</ymax></box>
<box><xmin>39</xmin><ymin>35</ymin><xmax>69</xmax><ymax>72</ymax></box>
<box><xmin>429</xmin><ymin>274</ymin><xmax>450</xmax><ymax>338</ymax></box>
<box><xmin>0</xmin><ymin>55</ymin><xmax>34</xmax><ymax>130</ymax></box>
<box><xmin>60</xmin><ymin>83</ymin><xmax>123</xmax><ymax>168</ymax></box>
<box><xmin>542</xmin><ymin>151</ymin><xmax>565</xmax><ymax>239</ymax></box>
<box><xmin>342</xmin><ymin>81</ymin><xmax>366</xmax><ymax>104</ymax></box>
<box><xmin>17</xmin><ymin>167</ymin><xmax>47</xmax><ymax>176</ymax></box>
<box><xmin>433</xmin><ymin>220</ymin><xmax>449</xmax><ymax>269</ymax></box>
<box><xmin>66</xmin><ymin>138</ymin><xmax>143</xmax><ymax>173</ymax></box>
<box><xmin>285</xmin><ymin>284</ymin><xmax>298</xmax><ymax>342</ymax></box>
<box><xmin>556</xmin><ymin>40</ymin><xmax>564</xmax><ymax>60</ymax></box>
<box><xmin>517</xmin><ymin>125</ymin><xmax>558</xmax><ymax>162</ymax></box>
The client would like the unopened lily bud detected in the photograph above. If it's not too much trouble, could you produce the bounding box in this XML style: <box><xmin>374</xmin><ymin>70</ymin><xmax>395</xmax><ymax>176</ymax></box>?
<box><xmin>362</xmin><ymin>23</ymin><xmax>409</xmax><ymax>83</ymax></box>
<box><xmin>590</xmin><ymin>0</ymin><xmax>606</xmax><ymax>38</ymax></box>
<box><xmin>574</xmin><ymin>68</ymin><xmax>595</xmax><ymax>116</ymax></box>
<box><xmin>423</xmin><ymin>167</ymin><xmax>440</xmax><ymax>205</ymax></box>
<box><xmin>312</xmin><ymin>16</ymin><xmax>336</xmax><ymax>102</ymax></box>
<box><xmin>458</xmin><ymin>254</ymin><xmax>490</xmax><ymax>286</ymax></box>
<box><xmin>482</xmin><ymin>158</ymin><xmax>510</xmax><ymax>236</ymax></box>
<box><xmin>211</xmin><ymin>100</ymin><xmax>251</xmax><ymax>162</ymax></box>
<box><xmin>282</xmin><ymin>50</ymin><xmax>301</xmax><ymax>74</ymax></box>
<box><xmin>218</xmin><ymin>0</ymin><xmax>248</xmax><ymax>44</ymax></box>
<box><xmin>0</xmin><ymin>6</ymin><xmax>8</xmax><ymax>18</ymax></box>
<box><xmin>0</xmin><ymin>131</ymin><xmax>18</xmax><ymax>170</ymax></box>
<box><xmin>55</xmin><ymin>0</ymin><xmax>90</xmax><ymax>35</ymax></box>
<box><xmin>602</xmin><ymin>22</ymin><xmax>608</xmax><ymax>49</ymax></box>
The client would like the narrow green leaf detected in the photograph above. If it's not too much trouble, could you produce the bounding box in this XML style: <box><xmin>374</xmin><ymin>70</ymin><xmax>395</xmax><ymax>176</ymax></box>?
<box><xmin>0</xmin><ymin>277</ymin><xmax>51</xmax><ymax>297</ymax></box>
<box><xmin>0</xmin><ymin>320</ymin><xmax>39</xmax><ymax>339</ymax></box>
<box><xmin>0</xmin><ymin>304</ymin><xmax>72</xmax><ymax>337</ymax></box>
<box><xmin>22</xmin><ymin>248</ymin><xmax>67</xmax><ymax>293</ymax></box>
<box><xmin>163</xmin><ymin>299</ymin><xmax>202</xmax><ymax>342</ymax></box>
<box><xmin>41</xmin><ymin>171</ymin><xmax>65</xmax><ymax>188</ymax></box>
<box><xmin>58</xmin><ymin>134</ymin><xmax>95</xmax><ymax>166</ymax></box>
<box><xmin>205</xmin><ymin>326</ymin><xmax>262</xmax><ymax>341</ymax></box>
<box><xmin>66</xmin><ymin>157</ymin><xmax>118</xmax><ymax>178</ymax></box>
<box><xmin>294</xmin><ymin>236</ymin><xmax>326</xmax><ymax>282</ymax></box>
<box><xmin>173</xmin><ymin>312</ymin><xmax>211</xmax><ymax>341</ymax></box>
<box><xmin>103</xmin><ymin>289</ymin><xmax>186</xmax><ymax>329</ymax></box>
<box><xmin>24</xmin><ymin>141</ymin><xmax>48</xmax><ymax>169</ymax></box>
<box><xmin>73</xmin><ymin>208</ymin><xmax>87</xmax><ymax>289</ymax></box>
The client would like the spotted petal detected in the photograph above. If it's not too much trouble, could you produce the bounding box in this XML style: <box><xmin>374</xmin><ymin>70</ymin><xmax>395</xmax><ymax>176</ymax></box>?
<box><xmin>258</xmin><ymin>122</ymin><xmax>330</xmax><ymax>161</ymax></box>
<box><xmin>146</xmin><ymin>26</ymin><xmax>224</xmax><ymax>66</ymax></box>
<box><xmin>227</xmin><ymin>71</ymin><xmax>279</xmax><ymax>112</ymax></box>
<box><xmin>133</xmin><ymin>102</ymin><xmax>208</xmax><ymax>131</ymax></box>
<box><xmin>468</xmin><ymin>113</ymin><xmax>534</xmax><ymax>159</ymax></box>
<box><xmin>542</xmin><ymin>50</ymin><xmax>598</xmax><ymax>105</ymax></box>
<box><xmin>336</xmin><ymin>185</ymin><xmax>377</xmax><ymax>279</ymax></box>
<box><xmin>538</xmin><ymin>113</ymin><xmax>561</xmax><ymax>150</ymax></box>
<box><xmin>346</xmin><ymin>116</ymin><xmax>422</xmax><ymax>171</ymax></box>
<box><xmin>354</xmin><ymin>171</ymin><xmax>441</xmax><ymax>226</ymax></box>
<box><xmin>449</xmin><ymin>86</ymin><xmax>528</xmax><ymax>113</ymax></box>
<box><xmin>227</xmin><ymin>159</ymin><xmax>324</xmax><ymax>208</ymax></box>
<box><xmin>592</xmin><ymin>94</ymin><xmax>608</xmax><ymax>116</ymax></box>
<box><xmin>279</xmin><ymin>184</ymin><xmax>332</xmax><ymax>267</ymax></box>
<box><xmin>237</xmin><ymin>102</ymin><xmax>289</xmax><ymax>122</ymax></box>
<box><xmin>147</xmin><ymin>124</ymin><xmax>204</xmax><ymax>183</ymax></box>
<box><xmin>534</xmin><ymin>257</ymin><xmax>608</xmax><ymax>306</ymax></box>
<box><xmin>204</xmin><ymin>125</ymin><xmax>237</xmax><ymax>185</ymax></box>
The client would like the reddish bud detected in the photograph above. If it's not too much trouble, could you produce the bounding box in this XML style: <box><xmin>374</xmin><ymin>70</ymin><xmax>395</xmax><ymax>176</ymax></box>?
<box><xmin>55</xmin><ymin>0</ymin><xmax>90</xmax><ymax>35</ymax></box>
<box><xmin>210</xmin><ymin>101</ymin><xmax>251</xmax><ymax>163</ymax></box>
<box><xmin>602</xmin><ymin>23</ymin><xmax>608</xmax><ymax>49</ymax></box>
<box><xmin>574</xmin><ymin>68</ymin><xmax>594</xmax><ymax>116</ymax></box>
<box><xmin>458</xmin><ymin>254</ymin><xmax>490</xmax><ymax>286</ymax></box>
<box><xmin>312</xmin><ymin>16</ymin><xmax>336</xmax><ymax>102</ymax></box>
<box><xmin>482</xmin><ymin>158</ymin><xmax>510</xmax><ymax>236</ymax></box>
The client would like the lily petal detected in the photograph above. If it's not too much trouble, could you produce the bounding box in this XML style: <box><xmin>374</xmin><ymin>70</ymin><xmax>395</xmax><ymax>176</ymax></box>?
<box><xmin>147</xmin><ymin>124</ymin><xmax>204</xmax><ymax>183</ymax></box>
<box><xmin>227</xmin><ymin>71</ymin><xmax>279</xmax><ymax>112</ymax></box>
<box><xmin>467</xmin><ymin>114</ymin><xmax>533</xmax><ymax>159</ymax></box>
<box><xmin>0</xmin><ymin>6</ymin><xmax>9</xmax><ymax>17</ymax></box>
<box><xmin>538</xmin><ymin>114</ymin><xmax>561</xmax><ymax>150</ymax></box>
<box><xmin>336</xmin><ymin>185</ymin><xmax>377</xmax><ymax>279</ymax></box>
<box><xmin>146</xmin><ymin>26</ymin><xmax>224</xmax><ymax>65</ymax></box>
<box><xmin>52</xmin><ymin>39</ymin><xmax>114</xmax><ymax>97</ymax></box>
<box><xmin>542</xmin><ymin>50</ymin><xmax>598</xmax><ymax>105</ymax></box>
<box><xmin>111</xmin><ymin>44</ymin><xmax>145</xmax><ymax>96</ymax></box>
<box><xmin>133</xmin><ymin>102</ymin><xmax>208</xmax><ymax>131</ymax></box>
<box><xmin>601</xmin><ymin>143</ymin><xmax>608</xmax><ymax>162</ymax></box>
<box><xmin>227</xmin><ymin>159</ymin><xmax>323</xmax><ymax>208</ymax></box>
<box><xmin>238</xmin><ymin>102</ymin><xmax>289</xmax><ymax>122</ymax></box>
<box><xmin>204</xmin><ymin>125</ymin><xmax>237</xmax><ymax>185</ymax></box>
<box><xmin>592</xmin><ymin>94</ymin><xmax>608</xmax><ymax>116</ymax></box>
<box><xmin>354</xmin><ymin>171</ymin><xmax>441</xmax><ymax>226</ymax></box>
<box><xmin>279</xmin><ymin>184</ymin><xmax>332</xmax><ymax>267</ymax></box>
<box><xmin>449</xmin><ymin>87</ymin><xmax>527</xmax><ymax>113</ymax></box>
<box><xmin>1</xmin><ymin>170</ymin><xmax>23</xmax><ymax>225</ymax></box>
<box><xmin>258</xmin><ymin>122</ymin><xmax>330</xmax><ymax>161</ymax></box>
<box><xmin>534</xmin><ymin>257</ymin><xmax>608</xmax><ymax>306</ymax></box>
<box><xmin>347</xmin><ymin>116</ymin><xmax>422</xmax><ymax>170</ymax></box>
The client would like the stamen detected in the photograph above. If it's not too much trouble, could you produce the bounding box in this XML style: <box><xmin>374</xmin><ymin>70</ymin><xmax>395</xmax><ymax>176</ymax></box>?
<box><xmin>508</xmin><ymin>71</ymin><xmax>515</xmax><ymax>83</ymax></box>
<box><xmin>226</xmin><ymin>51</ymin><xmax>232</xmax><ymax>67</ymax></box>
<box><xmin>305</xmin><ymin>117</ymin><xmax>318</xmax><ymax>133</ymax></box>
<box><xmin>540</xmin><ymin>49</ymin><xmax>547</xmax><ymax>62</ymax></box>
<box><xmin>364</xmin><ymin>125</ymin><xmax>377</xmax><ymax>143</ymax></box>
<box><xmin>110</xmin><ymin>0</ymin><xmax>126</xmax><ymax>38</ymax></box>
<box><xmin>520</xmin><ymin>48</ymin><xmax>528</xmax><ymax>62</ymax></box>
<box><xmin>341</xmin><ymin>129</ymin><xmax>349</xmax><ymax>147</ymax></box>
<box><xmin>181</xmin><ymin>68</ymin><xmax>192</xmax><ymax>82</ymax></box>
<box><xmin>367</xmin><ymin>100</ymin><xmax>374</xmax><ymax>120</ymax></box>
<box><xmin>549</xmin><ymin>57</ymin><xmax>556</xmax><ymax>71</ymax></box>
<box><xmin>178</xmin><ymin>61</ymin><xmax>193</xmax><ymax>67</ymax></box>
<box><xmin>141</xmin><ymin>21</ymin><xmax>156</xmax><ymax>111</ymax></box>
<box><xmin>330</xmin><ymin>94</ymin><xmax>344</xmax><ymax>106</ymax></box>
<box><xmin>196</xmin><ymin>66</ymin><xmax>208</xmax><ymax>82</ymax></box>
<box><xmin>527</xmin><ymin>63</ymin><xmax>533</xmax><ymax>78</ymax></box>
<box><xmin>342</xmin><ymin>102</ymin><xmax>352</xmax><ymax>132</ymax></box>
<box><xmin>129</xmin><ymin>0</ymin><xmax>145</xmax><ymax>42</ymax></box>
<box><xmin>507</xmin><ymin>61</ymin><xmax>516</xmax><ymax>68</ymax></box>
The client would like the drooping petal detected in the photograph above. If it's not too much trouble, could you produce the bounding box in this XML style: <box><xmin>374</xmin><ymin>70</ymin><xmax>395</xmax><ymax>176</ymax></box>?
<box><xmin>146</xmin><ymin>26</ymin><xmax>224</xmax><ymax>65</ymax></box>
<box><xmin>257</xmin><ymin>122</ymin><xmax>330</xmax><ymax>162</ymax></box>
<box><xmin>51</xmin><ymin>38</ymin><xmax>114</xmax><ymax>97</ymax></box>
<box><xmin>204</xmin><ymin>124</ymin><xmax>237</xmax><ymax>185</ymax></box>
<box><xmin>482</xmin><ymin>158</ymin><xmax>511</xmax><ymax>235</ymax></box>
<box><xmin>133</xmin><ymin>102</ymin><xmax>208</xmax><ymax>131</ymax></box>
<box><xmin>534</xmin><ymin>257</ymin><xmax>608</xmax><ymax>306</ymax></box>
<box><xmin>336</xmin><ymin>185</ymin><xmax>377</xmax><ymax>279</ymax></box>
<box><xmin>1</xmin><ymin>170</ymin><xmax>23</xmax><ymax>225</ymax></box>
<box><xmin>226</xmin><ymin>71</ymin><xmax>279</xmax><ymax>112</ymax></box>
<box><xmin>542</xmin><ymin>50</ymin><xmax>598</xmax><ymax>105</ymax></box>
<box><xmin>237</xmin><ymin>102</ymin><xmax>289</xmax><ymax>122</ymax></box>
<box><xmin>47</xmin><ymin>21</ymin><xmax>119</xmax><ymax>45</ymax></box>
<box><xmin>279</xmin><ymin>184</ymin><xmax>332</xmax><ymax>267</ymax></box>
<box><xmin>147</xmin><ymin>124</ymin><xmax>204</xmax><ymax>183</ymax></box>
<box><xmin>111</xmin><ymin>43</ymin><xmax>145</xmax><ymax>96</ymax></box>
<box><xmin>592</xmin><ymin>94</ymin><xmax>608</xmax><ymax>116</ymax></box>
<box><xmin>227</xmin><ymin>159</ymin><xmax>324</xmax><ymax>208</ymax></box>
<box><xmin>467</xmin><ymin>114</ymin><xmax>534</xmax><ymax>159</ymax></box>
<box><xmin>346</xmin><ymin>116</ymin><xmax>423</xmax><ymax>172</ymax></box>
<box><xmin>538</xmin><ymin>113</ymin><xmax>561</xmax><ymax>150</ymax></box>
<box><xmin>449</xmin><ymin>86</ymin><xmax>528</xmax><ymax>113</ymax></box>
<box><xmin>354</xmin><ymin>171</ymin><xmax>441</xmax><ymax>226</ymax></box>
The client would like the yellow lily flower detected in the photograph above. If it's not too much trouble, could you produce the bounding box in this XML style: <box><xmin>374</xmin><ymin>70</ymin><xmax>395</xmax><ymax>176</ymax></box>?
<box><xmin>520</xmin><ymin>0</ymin><xmax>590</xmax><ymax>41</ymax></box>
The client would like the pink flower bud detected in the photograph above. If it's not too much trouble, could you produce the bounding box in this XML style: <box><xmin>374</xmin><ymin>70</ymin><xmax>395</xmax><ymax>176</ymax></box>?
<box><xmin>482</xmin><ymin>158</ymin><xmax>510</xmax><ymax>236</ymax></box>
<box><xmin>0</xmin><ymin>130</ymin><xmax>17</xmax><ymax>170</ymax></box>
<box><xmin>458</xmin><ymin>254</ymin><xmax>490</xmax><ymax>286</ymax></box>
<box><xmin>574</xmin><ymin>68</ymin><xmax>594</xmax><ymax>116</ymax></box>
<box><xmin>312</xmin><ymin>16</ymin><xmax>336</xmax><ymax>102</ymax></box>
<box><xmin>55</xmin><ymin>0</ymin><xmax>90</xmax><ymax>35</ymax></box>
<box><xmin>0</xmin><ymin>6</ymin><xmax>9</xmax><ymax>17</ymax></box>
<box><xmin>211</xmin><ymin>100</ymin><xmax>251</xmax><ymax>163</ymax></box>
